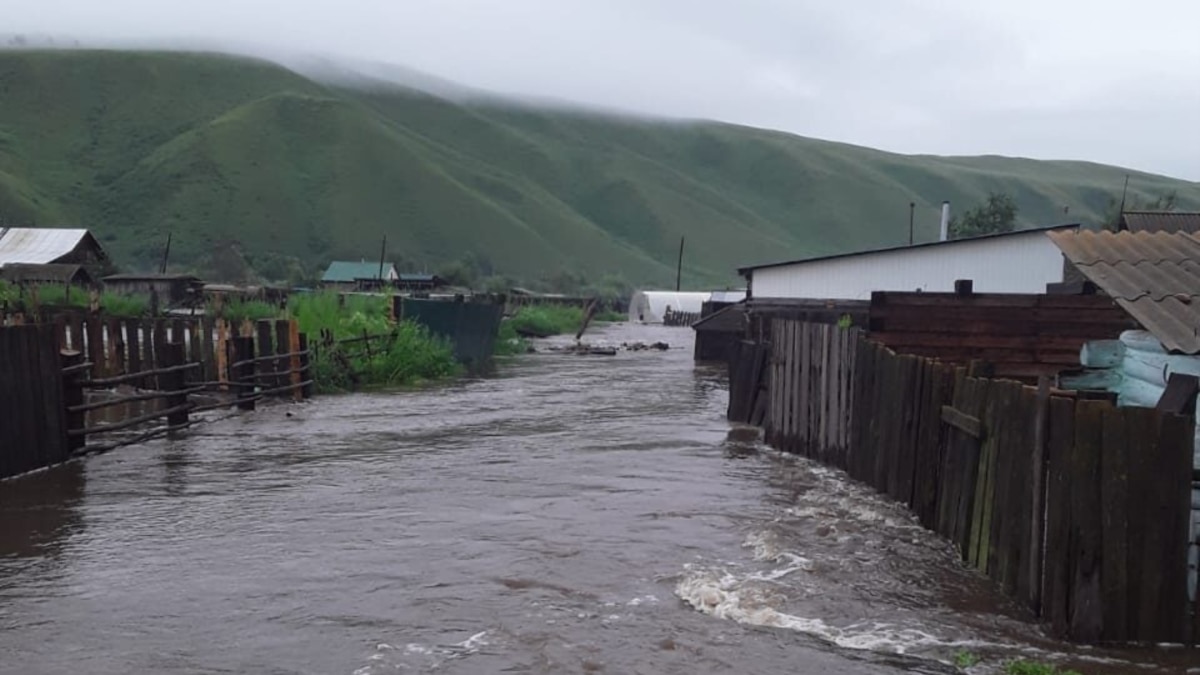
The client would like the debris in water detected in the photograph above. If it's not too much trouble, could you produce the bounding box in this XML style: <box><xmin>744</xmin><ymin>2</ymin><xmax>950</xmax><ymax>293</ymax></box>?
<box><xmin>536</xmin><ymin>341</ymin><xmax>669</xmax><ymax>356</ymax></box>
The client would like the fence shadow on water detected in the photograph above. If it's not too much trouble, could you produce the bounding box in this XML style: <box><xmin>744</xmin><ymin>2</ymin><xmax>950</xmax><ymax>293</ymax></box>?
<box><xmin>729</xmin><ymin>320</ymin><xmax>1198</xmax><ymax>646</ymax></box>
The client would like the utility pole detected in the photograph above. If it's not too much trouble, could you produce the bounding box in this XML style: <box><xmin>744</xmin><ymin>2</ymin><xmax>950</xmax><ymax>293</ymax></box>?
<box><xmin>377</xmin><ymin>235</ymin><xmax>388</xmax><ymax>285</ymax></box>
<box><xmin>675</xmin><ymin>236</ymin><xmax>685</xmax><ymax>292</ymax></box>
<box><xmin>908</xmin><ymin>202</ymin><xmax>915</xmax><ymax>245</ymax></box>
<box><xmin>159</xmin><ymin>233</ymin><xmax>172</xmax><ymax>274</ymax></box>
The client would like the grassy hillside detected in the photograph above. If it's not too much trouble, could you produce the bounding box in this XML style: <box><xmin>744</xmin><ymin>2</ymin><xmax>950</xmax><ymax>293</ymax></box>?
<box><xmin>1</xmin><ymin>50</ymin><xmax>1197</xmax><ymax>288</ymax></box>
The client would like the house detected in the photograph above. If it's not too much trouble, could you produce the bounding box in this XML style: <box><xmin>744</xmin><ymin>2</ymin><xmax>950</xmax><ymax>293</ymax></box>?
<box><xmin>321</xmin><ymin>261</ymin><xmax>399</xmax><ymax>291</ymax></box>
<box><xmin>397</xmin><ymin>273</ymin><xmax>445</xmax><ymax>292</ymax></box>
<box><xmin>738</xmin><ymin>224</ymin><xmax>1078</xmax><ymax>300</ymax></box>
<box><xmin>0</xmin><ymin>227</ymin><xmax>112</xmax><ymax>277</ymax></box>
<box><xmin>102</xmin><ymin>274</ymin><xmax>204</xmax><ymax>307</ymax></box>
<box><xmin>0</xmin><ymin>263</ymin><xmax>95</xmax><ymax>287</ymax></box>
<box><xmin>1049</xmin><ymin>228</ymin><xmax>1200</xmax><ymax>604</ymax></box>
<box><xmin>1118</xmin><ymin>211</ymin><xmax>1200</xmax><ymax>235</ymax></box>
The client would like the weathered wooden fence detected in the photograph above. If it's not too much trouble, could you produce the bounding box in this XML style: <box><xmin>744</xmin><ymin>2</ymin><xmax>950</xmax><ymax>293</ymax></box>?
<box><xmin>663</xmin><ymin>308</ymin><xmax>700</xmax><ymax>327</ymax></box>
<box><xmin>0</xmin><ymin>315</ymin><xmax>314</xmax><ymax>480</ymax></box>
<box><xmin>743</xmin><ymin>319</ymin><xmax>1198</xmax><ymax>645</ymax></box>
<box><xmin>0</xmin><ymin>325</ymin><xmax>71</xmax><ymax>479</ymax></box>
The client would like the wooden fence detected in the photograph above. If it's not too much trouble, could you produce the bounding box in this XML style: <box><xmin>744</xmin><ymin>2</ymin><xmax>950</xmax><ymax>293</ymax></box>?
<box><xmin>740</xmin><ymin>319</ymin><xmax>1198</xmax><ymax>645</ymax></box>
<box><xmin>0</xmin><ymin>325</ymin><xmax>71</xmax><ymax>479</ymax></box>
<box><xmin>663</xmin><ymin>308</ymin><xmax>700</xmax><ymax>327</ymax></box>
<box><xmin>0</xmin><ymin>314</ymin><xmax>314</xmax><ymax>480</ymax></box>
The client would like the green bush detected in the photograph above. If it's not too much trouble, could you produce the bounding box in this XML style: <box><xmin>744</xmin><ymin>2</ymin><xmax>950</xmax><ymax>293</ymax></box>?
<box><xmin>493</xmin><ymin>320</ymin><xmax>530</xmax><ymax>356</ymax></box>
<box><xmin>290</xmin><ymin>291</ymin><xmax>457</xmax><ymax>392</ymax></box>
<box><xmin>953</xmin><ymin>650</ymin><xmax>979</xmax><ymax>669</ymax></box>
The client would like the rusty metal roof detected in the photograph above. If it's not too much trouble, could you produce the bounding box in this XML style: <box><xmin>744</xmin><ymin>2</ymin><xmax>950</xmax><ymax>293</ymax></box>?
<box><xmin>0</xmin><ymin>228</ymin><xmax>95</xmax><ymax>265</ymax></box>
<box><xmin>1120</xmin><ymin>211</ymin><xmax>1200</xmax><ymax>234</ymax></box>
<box><xmin>1048</xmin><ymin>229</ymin><xmax>1200</xmax><ymax>354</ymax></box>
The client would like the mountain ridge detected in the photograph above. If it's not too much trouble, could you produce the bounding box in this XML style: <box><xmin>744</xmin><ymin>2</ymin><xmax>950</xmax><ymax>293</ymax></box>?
<box><xmin>0</xmin><ymin>48</ymin><xmax>1197</xmax><ymax>287</ymax></box>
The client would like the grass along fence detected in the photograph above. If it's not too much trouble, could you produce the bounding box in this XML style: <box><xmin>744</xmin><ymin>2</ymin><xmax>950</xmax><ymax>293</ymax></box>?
<box><xmin>292</xmin><ymin>292</ymin><xmax>457</xmax><ymax>392</ymax></box>
<box><xmin>734</xmin><ymin>319</ymin><xmax>1197</xmax><ymax>646</ymax></box>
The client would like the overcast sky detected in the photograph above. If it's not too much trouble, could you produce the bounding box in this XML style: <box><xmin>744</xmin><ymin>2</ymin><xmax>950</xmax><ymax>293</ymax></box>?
<box><xmin>8</xmin><ymin>0</ymin><xmax>1200</xmax><ymax>180</ymax></box>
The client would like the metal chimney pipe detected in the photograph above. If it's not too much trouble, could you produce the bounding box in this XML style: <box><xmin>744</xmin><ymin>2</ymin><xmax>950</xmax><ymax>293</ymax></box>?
<box><xmin>939</xmin><ymin>201</ymin><xmax>951</xmax><ymax>241</ymax></box>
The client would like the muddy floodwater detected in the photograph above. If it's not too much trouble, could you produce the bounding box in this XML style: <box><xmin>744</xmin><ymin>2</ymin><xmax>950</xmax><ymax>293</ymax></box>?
<box><xmin>1</xmin><ymin>324</ymin><xmax>1195</xmax><ymax>674</ymax></box>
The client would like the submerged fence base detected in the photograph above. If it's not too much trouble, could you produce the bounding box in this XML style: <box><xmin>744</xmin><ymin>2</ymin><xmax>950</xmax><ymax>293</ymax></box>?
<box><xmin>731</xmin><ymin>319</ymin><xmax>1198</xmax><ymax>646</ymax></box>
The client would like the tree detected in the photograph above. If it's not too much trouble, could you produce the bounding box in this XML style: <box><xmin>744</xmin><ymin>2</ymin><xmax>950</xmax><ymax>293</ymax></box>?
<box><xmin>949</xmin><ymin>192</ymin><xmax>1018</xmax><ymax>239</ymax></box>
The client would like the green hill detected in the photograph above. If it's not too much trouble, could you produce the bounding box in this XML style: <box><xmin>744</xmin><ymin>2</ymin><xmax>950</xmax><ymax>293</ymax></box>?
<box><xmin>1</xmin><ymin>49</ymin><xmax>1197</xmax><ymax>288</ymax></box>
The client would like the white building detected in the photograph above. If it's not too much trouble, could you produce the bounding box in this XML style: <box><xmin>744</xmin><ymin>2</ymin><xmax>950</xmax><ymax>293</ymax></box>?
<box><xmin>739</xmin><ymin>224</ymin><xmax>1077</xmax><ymax>300</ymax></box>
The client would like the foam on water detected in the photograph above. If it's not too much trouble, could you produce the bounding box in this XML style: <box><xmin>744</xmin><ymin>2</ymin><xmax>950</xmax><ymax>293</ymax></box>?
<box><xmin>675</xmin><ymin>556</ymin><xmax>999</xmax><ymax>660</ymax></box>
<box><xmin>354</xmin><ymin>631</ymin><xmax>491</xmax><ymax>673</ymax></box>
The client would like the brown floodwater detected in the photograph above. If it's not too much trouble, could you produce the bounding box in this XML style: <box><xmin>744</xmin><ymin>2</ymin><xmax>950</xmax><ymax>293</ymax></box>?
<box><xmin>1</xmin><ymin>324</ymin><xmax>1195</xmax><ymax>674</ymax></box>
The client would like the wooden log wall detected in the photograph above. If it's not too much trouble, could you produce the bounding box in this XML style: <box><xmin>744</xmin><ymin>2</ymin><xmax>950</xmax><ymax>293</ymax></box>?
<box><xmin>752</xmin><ymin>318</ymin><xmax>1197</xmax><ymax>646</ymax></box>
<box><xmin>868</xmin><ymin>291</ymin><xmax>1139</xmax><ymax>381</ymax></box>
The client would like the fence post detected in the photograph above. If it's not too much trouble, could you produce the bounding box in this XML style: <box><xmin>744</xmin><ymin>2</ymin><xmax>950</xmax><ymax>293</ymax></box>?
<box><xmin>231</xmin><ymin>336</ymin><xmax>256</xmax><ymax>411</ymax></box>
<box><xmin>256</xmin><ymin>320</ymin><xmax>276</xmax><ymax>396</ymax></box>
<box><xmin>288</xmin><ymin>320</ymin><xmax>302</xmax><ymax>402</ymax></box>
<box><xmin>1027</xmin><ymin>376</ymin><xmax>1051</xmax><ymax>616</ymax></box>
<box><xmin>161</xmin><ymin>342</ymin><xmax>190</xmax><ymax>428</ymax></box>
<box><xmin>298</xmin><ymin>332</ymin><xmax>313</xmax><ymax>399</ymax></box>
<box><xmin>61</xmin><ymin>349</ymin><xmax>87</xmax><ymax>455</ymax></box>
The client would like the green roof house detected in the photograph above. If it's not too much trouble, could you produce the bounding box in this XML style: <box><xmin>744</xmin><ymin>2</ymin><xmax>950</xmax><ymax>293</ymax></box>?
<box><xmin>321</xmin><ymin>261</ymin><xmax>399</xmax><ymax>289</ymax></box>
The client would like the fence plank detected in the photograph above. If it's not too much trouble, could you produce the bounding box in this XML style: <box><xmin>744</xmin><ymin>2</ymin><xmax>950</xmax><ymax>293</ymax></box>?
<box><xmin>1136</xmin><ymin>411</ymin><xmax>1193</xmax><ymax>643</ymax></box>
<box><xmin>125</xmin><ymin>318</ymin><xmax>142</xmax><ymax>382</ymax></box>
<box><xmin>1069</xmin><ymin>400</ymin><xmax>1105</xmax><ymax>643</ymax></box>
<box><xmin>188</xmin><ymin>320</ymin><xmax>203</xmax><ymax>384</ymax></box>
<box><xmin>1099</xmin><ymin>405</ymin><xmax>1130</xmax><ymax>641</ymax></box>
<box><xmin>275</xmin><ymin>319</ymin><xmax>291</xmax><ymax>392</ymax></box>
<box><xmin>256</xmin><ymin>320</ymin><xmax>275</xmax><ymax>394</ymax></box>
<box><xmin>86</xmin><ymin>314</ymin><xmax>105</xmax><ymax>378</ymax></box>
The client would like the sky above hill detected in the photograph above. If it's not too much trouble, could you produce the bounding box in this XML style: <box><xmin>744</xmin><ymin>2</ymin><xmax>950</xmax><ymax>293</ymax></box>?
<box><xmin>7</xmin><ymin>0</ymin><xmax>1200</xmax><ymax>180</ymax></box>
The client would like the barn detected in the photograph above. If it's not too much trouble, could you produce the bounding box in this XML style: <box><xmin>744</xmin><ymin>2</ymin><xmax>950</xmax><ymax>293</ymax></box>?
<box><xmin>738</xmin><ymin>224</ymin><xmax>1077</xmax><ymax>300</ymax></box>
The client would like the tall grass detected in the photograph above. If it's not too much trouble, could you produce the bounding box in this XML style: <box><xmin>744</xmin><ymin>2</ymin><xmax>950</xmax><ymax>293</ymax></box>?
<box><xmin>214</xmin><ymin>297</ymin><xmax>280</xmax><ymax>323</ymax></box>
<box><xmin>0</xmin><ymin>280</ymin><xmax>17</xmax><ymax>309</ymax></box>
<box><xmin>508</xmin><ymin>305</ymin><xmax>585</xmax><ymax>337</ymax></box>
<box><xmin>14</xmin><ymin>284</ymin><xmax>149</xmax><ymax>317</ymax></box>
<box><xmin>289</xmin><ymin>291</ymin><xmax>457</xmax><ymax>392</ymax></box>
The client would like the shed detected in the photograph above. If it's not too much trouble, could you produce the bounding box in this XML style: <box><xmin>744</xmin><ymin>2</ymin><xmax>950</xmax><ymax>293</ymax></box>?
<box><xmin>102</xmin><ymin>274</ymin><xmax>204</xmax><ymax>307</ymax></box>
<box><xmin>1118</xmin><ymin>211</ymin><xmax>1200</xmax><ymax>235</ymax></box>
<box><xmin>1050</xmin><ymin>228</ymin><xmax>1200</xmax><ymax>603</ymax></box>
<box><xmin>738</xmin><ymin>224</ymin><xmax>1077</xmax><ymax>300</ymax></box>
<box><xmin>397</xmin><ymin>273</ymin><xmax>445</xmax><ymax>291</ymax></box>
<box><xmin>0</xmin><ymin>263</ymin><xmax>95</xmax><ymax>287</ymax></box>
<box><xmin>627</xmin><ymin>290</ymin><xmax>710</xmax><ymax>323</ymax></box>
<box><xmin>0</xmin><ymin>227</ymin><xmax>111</xmax><ymax>273</ymax></box>
<box><xmin>692</xmin><ymin>303</ymin><xmax>747</xmax><ymax>362</ymax></box>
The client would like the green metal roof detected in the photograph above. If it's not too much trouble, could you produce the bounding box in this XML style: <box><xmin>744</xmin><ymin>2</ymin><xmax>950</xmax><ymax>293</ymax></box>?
<box><xmin>322</xmin><ymin>261</ymin><xmax>397</xmax><ymax>282</ymax></box>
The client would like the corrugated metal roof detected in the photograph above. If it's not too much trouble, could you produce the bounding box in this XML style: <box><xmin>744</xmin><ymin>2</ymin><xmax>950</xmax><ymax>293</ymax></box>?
<box><xmin>322</xmin><ymin>261</ymin><xmax>397</xmax><ymax>282</ymax></box>
<box><xmin>1048</xmin><ymin>229</ymin><xmax>1200</xmax><ymax>354</ymax></box>
<box><xmin>0</xmin><ymin>228</ymin><xmax>94</xmax><ymax>265</ymax></box>
<box><xmin>1120</xmin><ymin>211</ymin><xmax>1200</xmax><ymax>235</ymax></box>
